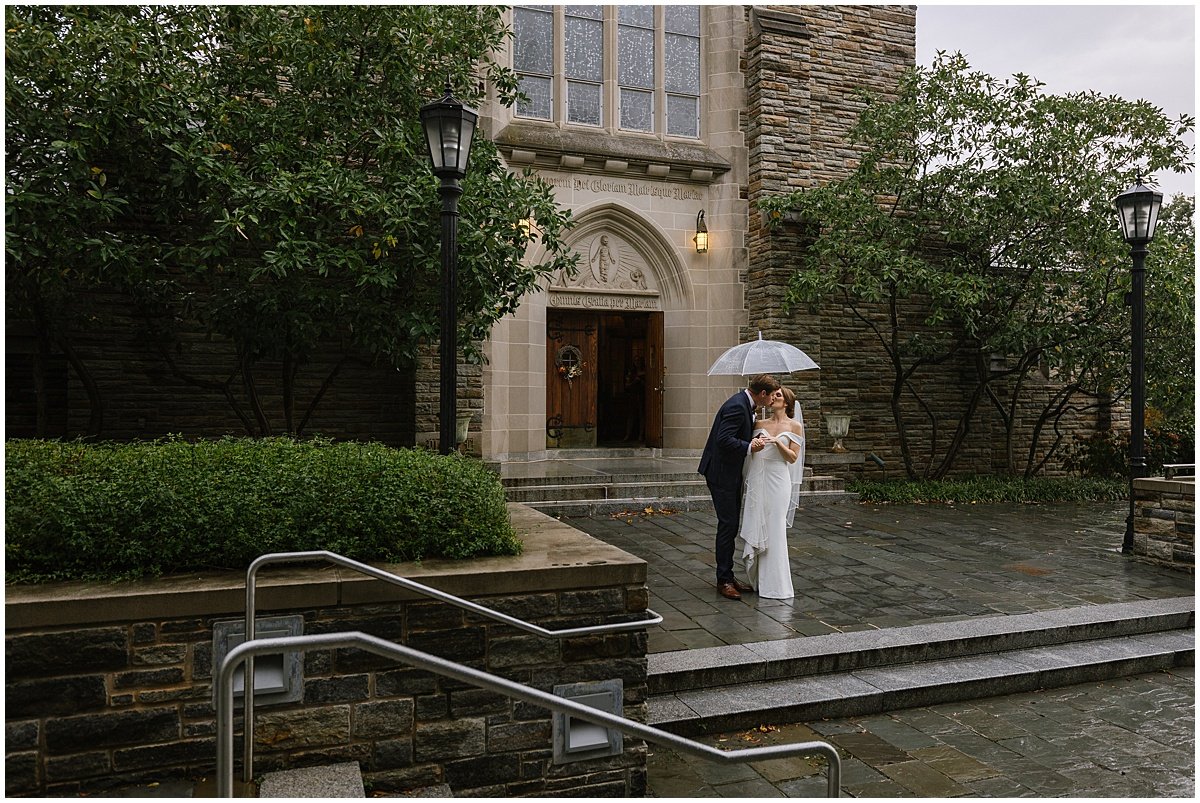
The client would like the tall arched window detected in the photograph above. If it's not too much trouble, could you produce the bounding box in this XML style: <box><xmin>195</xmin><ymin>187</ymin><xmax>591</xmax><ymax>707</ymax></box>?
<box><xmin>513</xmin><ymin>5</ymin><xmax>701</xmax><ymax>139</ymax></box>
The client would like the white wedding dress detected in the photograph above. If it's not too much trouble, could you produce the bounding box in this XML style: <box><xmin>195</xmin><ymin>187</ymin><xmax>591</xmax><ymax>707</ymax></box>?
<box><xmin>738</xmin><ymin>420</ymin><xmax>805</xmax><ymax>600</ymax></box>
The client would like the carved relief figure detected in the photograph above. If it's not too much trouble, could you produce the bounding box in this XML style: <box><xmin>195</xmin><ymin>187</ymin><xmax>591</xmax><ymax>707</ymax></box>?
<box><xmin>591</xmin><ymin>235</ymin><xmax>615</xmax><ymax>283</ymax></box>
<box><xmin>551</xmin><ymin>231</ymin><xmax>656</xmax><ymax>293</ymax></box>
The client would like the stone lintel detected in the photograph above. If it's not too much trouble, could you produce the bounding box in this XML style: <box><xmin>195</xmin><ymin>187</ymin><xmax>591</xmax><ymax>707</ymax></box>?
<box><xmin>494</xmin><ymin>122</ymin><xmax>730</xmax><ymax>184</ymax></box>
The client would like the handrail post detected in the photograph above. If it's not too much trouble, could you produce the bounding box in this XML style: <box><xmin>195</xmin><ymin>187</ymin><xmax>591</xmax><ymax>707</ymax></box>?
<box><xmin>242</xmin><ymin>563</ymin><xmax>258</xmax><ymax>785</ymax></box>
<box><xmin>216</xmin><ymin>641</ymin><xmax>240</xmax><ymax>798</ymax></box>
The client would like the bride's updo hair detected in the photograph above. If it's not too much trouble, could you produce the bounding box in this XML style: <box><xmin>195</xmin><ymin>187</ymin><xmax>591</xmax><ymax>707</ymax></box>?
<box><xmin>781</xmin><ymin>386</ymin><xmax>796</xmax><ymax>419</ymax></box>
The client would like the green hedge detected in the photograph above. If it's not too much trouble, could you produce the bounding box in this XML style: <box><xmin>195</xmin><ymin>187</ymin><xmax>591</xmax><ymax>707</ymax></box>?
<box><xmin>847</xmin><ymin>476</ymin><xmax>1127</xmax><ymax>504</ymax></box>
<box><xmin>5</xmin><ymin>437</ymin><xmax>521</xmax><ymax>584</ymax></box>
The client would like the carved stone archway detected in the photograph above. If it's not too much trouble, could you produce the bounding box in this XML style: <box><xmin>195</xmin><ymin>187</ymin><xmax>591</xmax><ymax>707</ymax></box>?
<box><xmin>552</xmin><ymin>203</ymin><xmax>693</xmax><ymax>309</ymax></box>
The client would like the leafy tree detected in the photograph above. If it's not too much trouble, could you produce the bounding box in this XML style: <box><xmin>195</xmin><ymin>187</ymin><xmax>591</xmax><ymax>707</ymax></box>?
<box><xmin>762</xmin><ymin>53</ymin><xmax>1193</xmax><ymax>478</ymax></box>
<box><xmin>5</xmin><ymin>6</ymin><xmax>218</xmax><ymax>436</ymax></box>
<box><xmin>1145</xmin><ymin>195</ymin><xmax>1195</xmax><ymax>425</ymax></box>
<box><xmin>6</xmin><ymin>5</ymin><xmax>576</xmax><ymax>437</ymax></box>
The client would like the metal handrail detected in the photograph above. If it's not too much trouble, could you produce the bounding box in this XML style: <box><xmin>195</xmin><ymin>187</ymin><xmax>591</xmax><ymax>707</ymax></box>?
<box><xmin>217</xmin><ymin>632</ymin><xmax>842</xmax><ymax>798</ymax></box>
<box><xmin>241</xmin><ymin>550</ymin><xmax>664</xmax><ymax>783</ymax></box>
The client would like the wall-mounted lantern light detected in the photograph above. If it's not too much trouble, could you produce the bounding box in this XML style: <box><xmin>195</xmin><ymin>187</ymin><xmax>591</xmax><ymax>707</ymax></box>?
<box><xmin>694</xmin><ymin>210</ymin><xmax>708</xmax><ymax>253</ymax></box>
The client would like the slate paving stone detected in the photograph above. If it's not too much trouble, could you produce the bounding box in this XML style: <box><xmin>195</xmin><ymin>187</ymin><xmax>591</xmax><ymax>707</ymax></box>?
<box><xmin>1123</xmin><ymin>764</ymin><xmax>1197</xmax><ymax>797</ymax></box>
<box><xmin>995</xmin><ymin>733</ymin><xmax>1065</xmax><ymax>763</ymax></box>
<box><xmin>849</xmin><ymin>715</ymin><xmax>941</xmax><ymax>751</ymax></box>
<box><xmin>909</xmin><ymin>744</ymin><xmax>999</xmax><ymax>782</ymax></box>
<box><xmin>712</xmin><ymin>777</ymin><xmax>784</xmax><ymax>797</ymax></box>
<box><xmin>671</xmin><ymin>630</ymin><xmax>728</xmax><ymax>650</ymax></box>
<box><xmin>688</xmin><ymin>760</ymin><xmax>761</xmax><ymax>785</ymax></box>
<box><xmin>843</xmin><ymin>778</ymin><xmax>917</xmax><ymax>797</ymax></box>
<box><xmin>776</xmin><ymin>774</ymin><xmax>838</xmax><ymax>797</ymax></box>
<box><xmin>742</xmin><ymin>755</ymin><xmax>821</xmax><ymax>784</ymax></box>
<box><xmin>836</xmin><ymin>756</ymin><xmax>888</xmax><ymax>786</ymax></box>
<box><xmin>878</xmin><ymin>759</ymin><xmax>973</xmax><ymax>797</ymax></box>
<box><xmin>1058</xmin><ymin>764</ymin><xmax>1140</xmax><ymax>795</ymax></box>
<box><xmin>888</xmin><ymin>707</ymin><xmax>969</xmax><ymax>737</ymax></box>
<box><xmin>827</xmin><ymin>732</ymin><xmax>912</xmax><ymax>766</ymax></box>
<box><xmin>964</xmin><ymin>774</ymin><xmax>1038</xmax><ymax>796</ymax></box>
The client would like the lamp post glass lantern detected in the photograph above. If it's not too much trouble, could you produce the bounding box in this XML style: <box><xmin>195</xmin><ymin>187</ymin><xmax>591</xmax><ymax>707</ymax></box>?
<box><xmin>1112</xmin><ymin>177</ymin><xmax>1163</xmax><ymax>553</ymax></box>
<box><xmin>420</xmin><ymin>82</ymin><xmax>478</xmax><ymax>454</ymax></box>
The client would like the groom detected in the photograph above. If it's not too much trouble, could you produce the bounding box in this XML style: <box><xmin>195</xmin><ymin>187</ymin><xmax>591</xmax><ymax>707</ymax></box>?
<box><xmin>699</xmin><ymin>373</ymin><xmax>781</xmax><ymax>600</ymax></box>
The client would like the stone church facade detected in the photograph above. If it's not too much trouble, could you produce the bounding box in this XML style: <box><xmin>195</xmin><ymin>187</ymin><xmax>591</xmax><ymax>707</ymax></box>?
<box><xmin>464</xmin><ymin>5</ymin><xmax>924</xmax><ymax>466</ymax></box>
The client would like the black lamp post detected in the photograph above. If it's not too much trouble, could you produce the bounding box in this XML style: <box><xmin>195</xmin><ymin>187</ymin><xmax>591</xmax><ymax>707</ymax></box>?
<box><xmin>420</xmin><ymin>82</ymin><xmax>478</xmax><ymax>455</ymax></box>
<box><xmin>1112</xmin><ymin>177</ymin><xmax>1163</xmax><ymax>553</ymax></box>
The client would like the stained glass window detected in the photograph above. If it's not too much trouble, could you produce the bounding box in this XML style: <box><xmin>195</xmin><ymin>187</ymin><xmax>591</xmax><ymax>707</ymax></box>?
<box><xmin>514</xmin><ymin>6</ymin><xmax>553</xmax><ymax>120</ymax></box>
<box><xmin>617</xmin><ymin>5</ymin><xmax>655</xmax><ymax>132</ymax></box>
<box><xmin>565</xmin><ymin>6</ymin><xmax>603</xmax><ymax>126</ymax></box>
<box><xmin>664</xmin><ymin>5</ymin><xmax>700</xmax><ymax>137</ymax></box>
<box><xmin>511</xmin><ymin>6</ymin><xmax>700</xmax><ymax>138</ymax></box>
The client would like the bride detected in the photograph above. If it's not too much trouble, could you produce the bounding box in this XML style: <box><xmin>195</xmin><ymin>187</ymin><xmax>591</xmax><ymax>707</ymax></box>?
<box><xmin>738</xmin><ymin>386</ymin><xmax>805</xmax><ymax>599</ymax></box>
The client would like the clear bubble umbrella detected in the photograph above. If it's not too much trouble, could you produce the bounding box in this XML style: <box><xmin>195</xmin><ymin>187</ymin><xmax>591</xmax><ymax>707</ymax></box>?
<box><xmin>706</xmin><ymin>331</ymin><xmax>819</xmax><ymax>376</ymax></box>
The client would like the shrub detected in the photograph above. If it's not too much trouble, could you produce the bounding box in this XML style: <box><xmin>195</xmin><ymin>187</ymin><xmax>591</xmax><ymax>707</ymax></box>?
<box><xmin>1063</xmin><ymin>418</ymin><xmax>1196</xmax><ymax>479</ymax></box>
<box><xmin>5</xmin><ymin>437</ymin><xmax>521</xmax><ymax>584</ymax></box>
<box><xmin>848</xmin><ymin>475</ymin><xmax>1127</xmax><ymax>504</ymax></box>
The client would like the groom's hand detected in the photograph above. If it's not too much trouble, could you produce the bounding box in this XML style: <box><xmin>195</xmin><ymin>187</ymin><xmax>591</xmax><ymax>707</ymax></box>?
<box><xmin>750</xmin><ymin>437</ymin><xmax>766</xmax><ymax>452</ymax></box>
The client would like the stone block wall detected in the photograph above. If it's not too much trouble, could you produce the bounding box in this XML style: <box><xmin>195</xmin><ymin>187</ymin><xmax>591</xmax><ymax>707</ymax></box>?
<box><xmin>741</xmin><ymin>4</ymin><xmax>1109</xmax><ymax>475</ymax></box>
<box><xmin>744</xmin><ymin>4</ymin><xmax>914</xmax><ymax>453</ymax></box>
<box><xmin>6</xmin><ymin>289</ymin><xmax>422</xmax><ymax>446</ymax></box>
<box><xmin>1132</xmin><ymin>477</ymin><xmax>1195</xmax><ymax>572</ymax></box>
<box><xmin>5</xmin><ymin>506</ymin><xmax>650</xmax><ymax>797</ymax></box>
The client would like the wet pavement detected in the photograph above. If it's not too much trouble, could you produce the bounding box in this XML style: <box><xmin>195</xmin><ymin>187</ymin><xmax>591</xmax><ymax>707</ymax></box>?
<box><xmin>562</xmin><ymin>501</ymin><xmax>1193</xmax><ymax>653</ymax></box>
<box><xmin>560</xmin><ymin>499</ymin><xmax>1195</xmax><ymax>797</ymax></box>
<box><xmin>645</xmin><ymin>666</ymin><xmax>1194</xmax><ymax>797</ymax></box>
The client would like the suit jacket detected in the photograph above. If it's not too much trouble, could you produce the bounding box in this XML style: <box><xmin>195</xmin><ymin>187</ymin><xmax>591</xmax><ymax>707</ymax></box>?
<box><xmin>698</xmin><ymin>390</ymin><xmax>753</xmax><ymax>490</ymax></box>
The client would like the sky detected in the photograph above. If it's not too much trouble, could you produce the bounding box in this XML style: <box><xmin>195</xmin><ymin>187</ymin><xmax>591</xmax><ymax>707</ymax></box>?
<box><xmin>915</xmin><ymin>2</ymin><xmax>1197</xmax><ymax>200</ymax></box>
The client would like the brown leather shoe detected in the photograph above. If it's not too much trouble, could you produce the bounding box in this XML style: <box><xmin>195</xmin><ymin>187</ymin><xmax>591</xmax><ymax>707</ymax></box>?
<box><xmin>733</xmin><ymin>579</ymin><xmax>755</xmax><ymax>593</ymax></box>
<box><xmin>717</xmin><ymin>581</ymin><xmax>742</xmax><ymax>600</ymax></box>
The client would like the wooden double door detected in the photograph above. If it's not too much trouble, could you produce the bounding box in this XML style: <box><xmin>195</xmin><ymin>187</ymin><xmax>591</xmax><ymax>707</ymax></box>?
<box><xmin>546</xmin><ymin>309</ymin><xmax>663</xmax><ymax>449</ymax></box>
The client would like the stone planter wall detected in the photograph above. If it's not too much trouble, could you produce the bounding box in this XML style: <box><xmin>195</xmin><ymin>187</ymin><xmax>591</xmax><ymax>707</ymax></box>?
<box><xmin>1132</xmin><ymin>477</ymin><xmax>1195</xmax><ymax>572</ymax></box>
<box><xmin>5</xmin><ymin>505</ymin><xmax>650</xmax><ymax>797</ymax></box>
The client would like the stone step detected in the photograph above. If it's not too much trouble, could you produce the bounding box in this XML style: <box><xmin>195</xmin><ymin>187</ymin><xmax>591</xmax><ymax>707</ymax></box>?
<box><xmin>508</xmin><ymin>479</ymin><xmax>846</xmax><ymax>502</ymax></box>
<box><xmin>258</xmin><ymin>762</ymin><xmax>365</xmax><ymax>798</ymax></box>
<box><xmin>523</xmin><ymin>489</ymin><xmax>858</xmax><ymax>518</ymax></box>
<box><xmin>646</xmin><ymin>597</ymin><xmax>1195</xmax><ymax>737</ymax></box>
<box><xmin>505</xmin><ymin>472</ymin><xmax>848</xmax><ymax>507</ymax></box>
<box><xmin>502</xmin><ymin>469</ymin><xmax>841</xmax><ymax>488</ymax></box>
<box><xmin>501</xmin><ymin>471</ymin><xmax>703</xmax><ymax>489</ymax></box>
<box><xmin>506</xmin><ymin>479</ymin><xmax>710</xmax><ymax>503</ymax></box>
<box><xmin>648</xmin><ymin>597</ymin><xmax>1195</xmax><ymax>695</ymax></box>
<box><xmin>648</xmin><ymin>627</ymin><xmax>1194</xmax><ymax>737</ymax></box>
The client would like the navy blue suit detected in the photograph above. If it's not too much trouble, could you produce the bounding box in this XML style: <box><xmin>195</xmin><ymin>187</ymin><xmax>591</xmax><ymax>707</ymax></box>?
<box><xmin>698</xmin><ymin>390</ymin><xmax>754</xmax><ymax>584</ymax></box>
